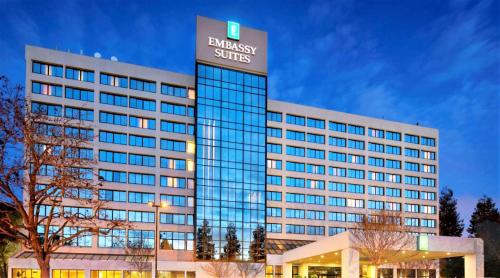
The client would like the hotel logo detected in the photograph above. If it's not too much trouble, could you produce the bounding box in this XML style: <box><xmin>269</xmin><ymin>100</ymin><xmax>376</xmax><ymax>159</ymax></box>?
<box><xmin>227</xmin><ymin>21</ymin><xmax>240</xmax><ymax>40</ymax></box>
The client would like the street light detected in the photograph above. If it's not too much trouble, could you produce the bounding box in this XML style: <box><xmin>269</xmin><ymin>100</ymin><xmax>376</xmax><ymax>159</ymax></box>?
<box><xmin>148</xmin><ymin>201</ymin><xmax>168</xmax><ymax>278</ymax></box>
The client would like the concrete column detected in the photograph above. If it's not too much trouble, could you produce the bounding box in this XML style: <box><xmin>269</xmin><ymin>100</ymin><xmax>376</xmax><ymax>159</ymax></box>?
<box><xmin>464</xmin><ymin>254</ymin><xmax>484</xmax><ymax>278</ymax></box>
<box><xmin>84</xmin><ymin>269</ymin><xmax>91</xmax><ymax>278</ymax></box>
<box><xmin>392</xmin><ymin>267</ymin><xmax>397</xmax><ymax>278</ymax></box>
<box><xmin>283</xmin><ymin>263</ymin><xmax>293</xmax><ymax>278</ymax></box>
<box><xmin>341</xmin><ymin>248</ymin><xmax>359</xmax><ymax>278</ymax></box>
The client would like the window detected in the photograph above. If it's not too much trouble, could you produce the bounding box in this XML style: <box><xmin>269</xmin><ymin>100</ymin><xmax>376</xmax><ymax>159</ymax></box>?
<box><xmin>286</xmin><ymin>146</ymin><xmax>304</xmax><ymax>157</ymax></box>
<box><xmin>307</xmin><ymin>195</ymin><xmax>325</xmax><ymax>205</ymax></box>
<box><xmin>286</xmin><ymin>208</ymin><xmax>305</xmax><ymax>219</ymax></box>
<box><xmin>421</xmin><ymin>164</ymin><xmax>436</xmax><ymax>173</ymax></box>
<box><xmin>161</xmin><ymin>194</ymin><xmax>191</xmax><ymax>207</ymax></box>
<box><xmin>347</xmin><ymin>213</ymin><xmax>363</xmax><ymax>222</ymax></box>
<box><xmin>368</xmin><ymin>186</ymin><xmax>384</xmax><ymax>196</ymax></box>
<box><xmin>386</xmin><ymin>187</ymin><xmax>401</xmax><ymax>197</ymax></box>
<box><xmin>98</xmin><ymin>189</ymin><xmax>126</xmax><ymax>202</ymax></box>
<box><xmin>307</xmin><ymin>226</ymin><xmax>325</xmax><ymax>235</ymax></box>
<box><xmin>128</xmin><ymin>211</ymin><xmax>155</xmax><ymax>223</ymax></box>
<box><xmin>307</xmin><ymin>148</ymin><xmax>325</xmax><ymax>159</ymax></box>
<box><xmin>267</xmin><ymin>191</ymin><xmax>282</xmax><ymax>201</ymax></box>
<box><xmin>53</xmin><ymin>269</ymin><xmax>85</xmax><ymax>278</ymax></box>
<box><xmin>328</xmin><ymin>182</ymin><xmax>346</xmax><ymax>192</ymax></box>
<box><xmin>267</xmin><ymin>175</ymin><xmax>282</xmax><ymax>185</ymax></box>
<box><xmin>130</xmin><ymin>134</ymin><xmax>156</xmax><ymax>148</ymax></box>
<box><xmin>267</xmin><ymin>207</ymin><xmax>282</xmax><ymax>217</ymax></box>
<box><xmin>368</xmin><ymin>128</ymin><xmax>384</xmax><ymax>138</ymax></box>
<box><xmin>286</xmin><ymin>224</ymin><xmax>305</xmax><ymax>234</ymax></box>
<box><xmin>307</xmin><ymin>133</ymin><xmax>325</xmax><ymax>144</ymax></box>
<box><xmin>420</xmin><ymin>205</ymin><xmax>436</xmax><ymax>214</ymax></box>
<box><xmin>100</xmin><ymin>73</ymin><xmax>128</xmax><ymax>88</ymax></box>
<box><xmin>421</xmin><ymin>137</ymin><xmax>436</xmax><ymax>147</ymax></box>
<box><xmin>386</xmin><ymin>145</ymin><xmax>401</xmax><ymax>155</ymax></box>
<box><xmin>159</xmin><ymin>232</ymin><xmax>190</xmax><ymax>250</ymax></box>
<box><xmin>386</xmin><ymin>131</ymin><xmax>401</xmax><ymax>141</ymax></box>
<box><xmin>267</xmin><ymin>223</ymin><xmax>282</xmax><ymax>233</ymax></box>
<box><xmin>130</xmin><ymin>78</ymin><xmax>156</xmax><ymax>93</ymax></box>
<box><xmin>405</xmin><ymin>190</ymin><xmax>419</xmax><ymax>199</ymax></box>
<box><xmin>368</xmin><ymin>157</ymin><xmax>384</xmax><ymax>167</ymax></box>
<box><xmin>65</xmin><ymin>127</ymin><xmax>93</xmax><ymax>141</ymax></box>
<box><xmin>405</xmin><ymin>148</ymin><xmax>419</xmax><ymax>158</ymax></box>
<box><xmin>386</xmin><ymin>202</ymin><xmax>401</xmax><ymax>211</ymax></box>
<box><xmin>348</xmin><ymin>169</ymin><xmax>364</xmax><ymax>179</ymax></box>
<box><xmin>329</xmin><ymin>152</ymin><xmax>346</xmax><ymax>162</ymax></box>
<box><xmin>160</xmin><ymin>157</ymin><xmax>186</xmax><ymax>170</ymax></box>
<box><xmin>329</xmin><ymin>197</ymin><xmax>346</xmax><ymax>207</ymax></box>
<box><xmin>161</xmin><ymin>139</ymin><xmax>186</xmax><ymax>152</ymax></box>
<box><xmin>98</xmin><ymin>229</ymin><xmax>125</xmax><ymax>248</ymax></box>
<box><xmin>99</xmin><ymin>209</ymin><xmax>126</xmax><ymax>221</ymax></box>
<box><xmin>98</xmin><ymin>169</ymin><xmax>126</xmax><ymax>183</ymax></box>
<box><xmin>386</xmin><ymin>173</ymin><xmax>401</xmax><ymax>183</ymax></box>
<box><xmin>286</xmin><ymin>177</ymin><xmax>305</xmax><ymax>187</ymax></box>
<box><xmin>286</xmin><ymin>193</ymin><xmax>305</xmax><ymax>203</ymax></box>
<box><xmin>130</xmin><ymin>97</ymin><xmax>156</xmax><ymax>111</ymax></box>
<box><xmin>64</xmin><ymin>107</ymin><xmax>94</xmax><ymax>121</ymax></box>
<box><xmin>100</xmin><ymin>92</ymin><xmax>127</xmax><ymax>107</ymax></box>
<box><xmin>160</xmin><ymin>213</ymin><xmax>186</xmax><ymax>225</ymax></box>
<box><xmin>405</xmin><ymin>204</ymin><xmax>419</xmax><ymax>213</ymax></box>
<box><xmin>32</xmin><ymin>61</ymin><xmax>62</xmax><ymax>77</ymax></box>
<box><xmin>421</xmin><ymin>178</ymin><xmax>436</xmax><ymax>187</ymax></box>
<box><xmin>286</xmin><ymin>114</ymin><xmax>305</xmax><ymax>126</ymax></box>
<box><xmin>421</xmin><ymin>151</ymin><xmax>436</xmax><ymax>160</ymax></box>
<box><xmin>161</xmin><ymin>84</ymin><xmax>186</xmax><ymax>98</ymax></box>
<box><xmin>348</xmin><ymin>154</ymin><xmax>365</xmax><ymax>164</ymax></box>
<box><xmin>405</xmin><ymin>134</ymin><xmax>419</xmax><ymax>144</ymax></box>
<box><xmin>348</xmin><ymin>124</ymin><xmax>364</xmax><ymax>135</ymax></box>
<box><xmin>160</xmin><ymin>176</ymin><xmax>189</xmax><ymax>188</ymax></box>
<box><xmin>329</xmin><ymin>227</ymin><xmax>347</xmax><ymax>236</ymax></box>
<box><xmin>347</xmin><ymin>199</ymin><xmax>364</xmax><ymax>208</ymax></box>
<box><xmin>307</xmin><ymin>179</ymin><xmax>325</xmax><ymax>190</ymax></box>
<box><xmin>129</xmin><ymin>116</ymin><xmax>156</xmax><ymax>130</ymax></box>
<box><xmin>66</xmin><ymin>67</ymin><xmax>94</xmax><ymax>82</ymax></box>
<box><xmin>368</xmin><ymin>142</ymin><xmax>384</xmax><ymax>153</ymax></box>
<box><xmin>99</xmin><ymin>150</ymin><xmax>126</xmax><ymax>164</ymax></box>
<box><xmin>329</xmin><ymin>121</ymin><xmax>346</xmax><ymax>132</ymax></box>
<box><xmin>368</xmin><ymin>171</ymin><xmax>384</xmax><ymax>181</ymax></box>
<box><xmin>65</xmin><ymin>87</ymin><xmax>94</xmax><ymax>102</ymax></box>
<box><xmin>329</xmin><ymin>167</ymin><xmax>346</xmax><ymax>177</ymax></box>
<box><xmin>329</xmin><ymin>212</ymin><xmax>346</xmax><ymax>222</ymax></box>
<box><xmin>329</xmin><ymin>136</ymin><xmax>346</xmax><ymax>147</ymax></box>
<box><xmin>128</xmin><ymin>154</ymin><xmax>155</xmax><ymax>167</ymax></box>
<box><xmin>421</xmin><ymin>191</ymin><xmax>436</xmax><ymax>201</ymax></box>
<box><xmin>267</xmin><ymin>127</ymin><xmax>282</xmax><ymax>138</ymax></box>
<box><xmin>99</xmin><ymin>111</ymin><xmax>127</xmax><ymax>126</ymax></box>
<box><xmin>267</xmin><ymin>143</ymin><xmax>282</xmax><ymax>154</ymax></box>
<box><xmin>161</xmin><ymin>102</ymin><xmax>186</xmax><ymax>115</ymax></box>
<box><xmin>405</xmin><ymin>162</ymin><xmax>419</xmax><ymax>172</ymax></box>
<box><xmin>161</xmin><ymin>120</ymin><xmax>186</xmax><ymax>134</ymax></box>
<box><xmin>267</xmin><ymin>159</ymin><xmax>282</xmax><ymax>170</ymax></box>
<box><xmin>386</xmin><ymin>159</ymin><xmax>401</xmax><ymax>169</ymax></box>
<box><xmin>267</xmin><ymin>111</ymin><xmax>282</xmax><ymax>122</ymax></box>
<box><xmin>348</xmin><ymin>139</ymin><xmax>364</xmax><ymax>150</ymax></box>
<box><xmin>421</xmin><ymin>219</ymin><xmax>436</xmax><ymax>228</ymax></box>
<box><xmin>129</xmin><ymin>192</ymin><xmax>155</xmax><ymax>204</ymax></box>
<box><xmin>307</xmin><ymin>118</ymin><xmax>325</xmax><ymax>129</ymax></box>
<box><xmin>128</xmin><ymin>173</ymin><xmax>155</xmax><ymax>186</ymax></box>
<box><xmin>286</xmin><ymin>162</ymin><xmax>305</xmax><ymax>173</ymax></box>
<box><xmin>128</xmin><ymin>230</ymin><xmax>154</xmax><ymax>248</ymax></box>
<box><xmin>99</xmin><ymin>131</ymin><xmax>127</xmax><ymax>145</ymax></box>
<box><xmin>286</xmin><ymin>130</ymin><xmax>305</xmax><ymax>141</ymax></box>
<box><xmin>405</xmin><ymin>218</ymin><xmax>419</xmax><ymax>227</ymax></box>
<box><xmin>368</xmin><ymin>200</ymin><xmax>384</xmax><ymax>210</ymax></box>
<box><xmin>405</xmin><ymin>176</ymin><xmax>419</xmax><ymax>185</ymax></box>
<box><xmin>31</xmin><ymin>102</ymin><xmax>62</xmax><ymax>117</ymax></box>
<box><xmin>348</xmin><ymin>183</ymin><xmax>364</xmax><ymax>194</ymax></box>
<box><xmin>32</xmin><ymin>82</ymin><xmax>62</xmax><ymax>97</ymax></box>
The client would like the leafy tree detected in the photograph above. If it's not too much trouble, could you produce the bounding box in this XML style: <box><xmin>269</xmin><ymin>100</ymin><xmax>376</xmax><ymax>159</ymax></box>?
<box><xmin>221</xmin><ymin>223</ymin><xmax>240</xmax><ymax>261</ymax></box>
<box><xmin>196</xmin><ymin>219</ymin><xmax>215</xmax><ymax>260</ymax></box>
<box><xmin>248</xmin><ymin>225</ymin><xmax>265</xmax><ymax>261</ymax></box>
<box><xmin>438</xmin><ymin>188</ymin><xmax>464</xmax><ymax>278</ymax></box>
<box><xmin>467</xmin><ymin>196</ymin><xmax>500</xmax><ymax>237</ymax></box>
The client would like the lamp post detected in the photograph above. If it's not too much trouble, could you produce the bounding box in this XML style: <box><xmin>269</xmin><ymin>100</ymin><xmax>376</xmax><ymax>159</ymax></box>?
<box><xmin>148</xmin><ymin>201</ymin><xmax>168</xmax><ymax>278</ymax></box>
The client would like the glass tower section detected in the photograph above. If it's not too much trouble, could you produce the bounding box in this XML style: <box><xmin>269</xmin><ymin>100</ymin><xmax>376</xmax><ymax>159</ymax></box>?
<box><xmin>195</xmin><ymin>63</ymin><xmax>267</xmax><ymax>260</ymax></box>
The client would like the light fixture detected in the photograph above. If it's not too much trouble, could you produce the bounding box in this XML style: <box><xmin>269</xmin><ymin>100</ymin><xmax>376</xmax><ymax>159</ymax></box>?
<box><xmin>161</xmin><ymin>201</ymin><xmax>168</xmax><ymax>208</ymax></box>
<box><xmin>148</xmin><ymin>201</ymin><xmax>154</xmax><ymax>207</ymax></box>
<box><xmin>321</xmin><ymin>255</ymin><xmax>324</xmax><ymax>258</ymax></box>
<box><xmin>446</xmin><ymin>252</ymin><xmax>451</xmax><ymax>255</ymax></box>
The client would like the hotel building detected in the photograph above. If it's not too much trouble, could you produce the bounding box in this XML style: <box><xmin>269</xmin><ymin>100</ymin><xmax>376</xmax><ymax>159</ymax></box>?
<box><xmin>10</xmin><ymin>16</ymin><xmax>484</xmax><ymax>278</ymax></box>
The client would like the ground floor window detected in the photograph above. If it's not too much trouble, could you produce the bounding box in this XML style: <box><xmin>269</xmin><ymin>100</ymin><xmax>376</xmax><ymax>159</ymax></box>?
<box><xmin>157</xmin><ymin>271</ymin><xmax>194</xmax><ymax>278</ymax></box>
<box><xmin>124</xmin><ymin>271</ymin><xmax>151</xmax><ymax>278</ymax></box>
<box><xmin>12</xmin><ymin>269</ymin><xmax>40</xmax><ymax>278</ymax></box>
<box><xmin>91</xmin><ymin>270</ymin><xmax>122</xmax><ymax>278</ymax></box>
<box><xmin>53</xmin><ymin>270</ymin><xmax>85</xmax><ymax>278</ymax></box>
<box><xmin>265</xmin><ymin>265</ymin><xmax>283</xmax><ymax>278</ymax></box>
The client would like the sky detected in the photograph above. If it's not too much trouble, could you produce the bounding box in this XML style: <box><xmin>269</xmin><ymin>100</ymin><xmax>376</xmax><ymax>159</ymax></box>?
<box><xmin>1</xmin><ymin>0</ymin><xmax>498</xmax><ymax>229</ymax></box>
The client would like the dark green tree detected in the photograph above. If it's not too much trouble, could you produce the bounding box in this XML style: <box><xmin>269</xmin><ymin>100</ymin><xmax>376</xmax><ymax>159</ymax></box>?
<box><xmin>221</xmin><ymin>223</ymin><xmax>240</xmax><ymax>261</ymax></box>
<box><xmin>467</xmin><ymin>196</ymin><xmax>500</xmax><ymax>277</ymax></box>
<box><xmin>467</xmin><ymin>196</ymin><xmax>500</xmax><ymax>237</ymax></box>
<box><xmin>438</xmin><ymin>188</ymin><xmax>464</xmax><ymax>278</ymax></box>
<box><xmin>248</xmin><ymin>225</ymin><xmax>266</xmax><ymax>261</ymax></box>
<box><xmin>196</xmin><ymin>219</ymin><xmax>215</xmax><ymax>260</ymax></box>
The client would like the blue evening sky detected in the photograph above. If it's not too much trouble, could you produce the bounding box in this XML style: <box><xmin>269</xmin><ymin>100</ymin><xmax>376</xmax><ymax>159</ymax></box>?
<box><xmin>1</xmin><ymin>0</ymin><xmax>498</xmax><ymax>227</ymax></box>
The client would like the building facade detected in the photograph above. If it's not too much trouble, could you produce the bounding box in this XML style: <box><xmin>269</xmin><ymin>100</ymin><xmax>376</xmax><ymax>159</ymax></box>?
<box><xmin>9</xmin><ymin>16</ymin><xmax>471</xmax><ymax>278</ymax></box>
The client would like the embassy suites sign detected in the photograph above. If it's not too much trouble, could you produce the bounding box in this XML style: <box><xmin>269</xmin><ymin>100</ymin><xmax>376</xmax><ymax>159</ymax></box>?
<box><xmin>207</xmin><ymin>37</ymin><xmax>257</xmax><ymax>64</ymax></box>
<box><xmin>196</xmin><ymin>16</ymin><xmax>268</xmax><ymax>75</ymax></box>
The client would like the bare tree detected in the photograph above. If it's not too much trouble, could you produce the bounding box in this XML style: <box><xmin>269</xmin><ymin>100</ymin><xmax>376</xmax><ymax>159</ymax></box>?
<box><xmin>235</xmin><ymin>261</ymin><xmax>265</xmax><ymax>278</ymax></box>
<box><xmin>351</xmin><ymin>210</ymin><xmax>414</xmax><ymax>274</ymax></box>
<box><xmin>201</xmin><ymin>261</ymin><xmax>235</xmax><ymax>278</ymax></box>
<box><xmin>125</xmin><ymin>239</ymin><xmax>153</xmax><ymax>278</ymax></box>
<box><xmin>0</xmin><ymin>76</ymin><xmax>125</xmax><ymax>278</ymax></box>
